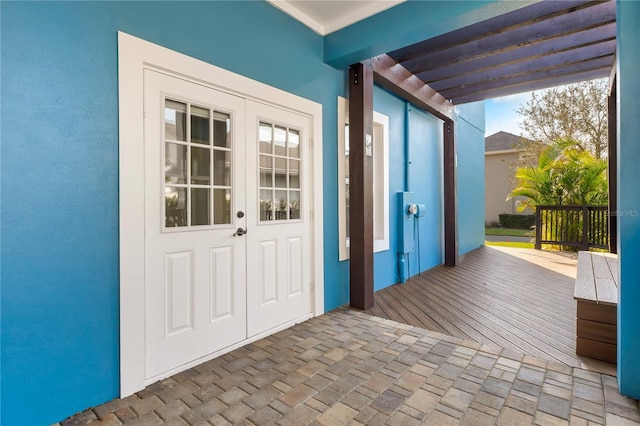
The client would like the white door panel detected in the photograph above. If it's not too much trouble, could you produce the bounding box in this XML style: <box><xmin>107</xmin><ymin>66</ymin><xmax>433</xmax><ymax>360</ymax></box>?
<box><xmin>246</xmin><ymin>101</ymin><xmax>312</xmax><ymax>337</ymax></box>
<box><xmin>144</xmin><ymin>70</ymin><xmax>247</xmax><ymax>379</ymax></box>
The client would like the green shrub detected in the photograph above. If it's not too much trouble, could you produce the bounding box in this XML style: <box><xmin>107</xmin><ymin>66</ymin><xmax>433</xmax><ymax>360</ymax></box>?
<box><xmin>498</xmin><ymin>214</ymin><xmax>535</xmax><ymax>229</ymax></box>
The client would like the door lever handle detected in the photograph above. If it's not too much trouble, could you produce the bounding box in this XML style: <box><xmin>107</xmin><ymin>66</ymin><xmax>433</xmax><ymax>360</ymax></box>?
<box><xmin>233</xmin><ymin>227</ymin><xmax>247</xmax><ymax>237</ymax></box>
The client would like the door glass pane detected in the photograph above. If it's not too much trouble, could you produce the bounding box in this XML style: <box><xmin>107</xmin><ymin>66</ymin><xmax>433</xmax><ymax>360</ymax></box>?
<box><xmin>274</xmin><ymin>126</ymin><xmax>286</xmax><ymax>156</ymax></box>
<box><xmin>260</xmin><ymin>155</ymin><xmax>273</xmax><ymax>187</ymax></box>
<box><xmin>191</xmin><ymin>147</ymin><xmax>211</xmax><ymax>185</ymax></box>
<box><xmin>165</xmin><ymin>187</ymin><xmax>187</xmax><ymax>227</ymax></box>
<box><xmin>274</xmin><ymin>157</ymin><xmax>287</xmax><ymax>188</ymax></box>
<box><xmin>260</xmin><ymin>189</ymin><xmax>273</xmax><ymax>221</ymax></box>
<box><xmin>213</xmin><ymin>189</ymin><xmax>231</xmax><ymax>224</ymax></box>
<box><xmin>191</xmin><ymin>106</ymin><xmax>210</xmax><ymax>145</ymax></box>
<box><xmin>165</xmin><ymin>143</ymin><xmax>187</xmax><ymax>184</ymax></box>
<box><xmin>213</xmin><ymin>113</ymin><xmax>230</xmax><ymax>148</ymax></box>
<box><xmin>213</xmin><ymin>150</ymin><xmax>231</xmax><ymax>186</ymax></box>
<box><xmin>259</xmin><ymin>122</ymin><xmax>272</xmax><ymax>154</ymax></box>
<box><xmin>275</xmin><ymin>190</ymin><xmax>288</xmax><ymax>221</ymax></box>
<box><xmin>191</xmin><ymin>188</ymin><xmax>211</xmax><ymax>226</ymax></box>
<box><xmin>289</xmin><ymin>159</ymin><xmax>300</xmax><ymax>189</ymax></box>
<box><xmin>165</xmin><ymin>100</ymin><xmax>187</xmax><ymax>141</ymax></box>
<box><xmin>288</xmin><ymin>129</ymin><xmax>300</xmax><ymax>158</ymax></box>
<box><xmin>257</xmin><ymin>120</ymin><xmax>302</xmax><ymax>223</ymax></box>
<box><xmin>290</xmin><ymin>190</ymin><xmax>300</xmax><ymax>220</ymax></box>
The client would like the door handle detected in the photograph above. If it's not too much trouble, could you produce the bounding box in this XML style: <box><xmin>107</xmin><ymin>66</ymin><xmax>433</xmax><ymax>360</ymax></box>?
<box><xmin>233</xmin><ymin>227</ymin><xmax>247</xmax><ymax>237</ymax></box>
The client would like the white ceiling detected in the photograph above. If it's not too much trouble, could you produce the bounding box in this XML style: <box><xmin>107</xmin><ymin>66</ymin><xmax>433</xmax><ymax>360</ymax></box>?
<box><xmin>267</xmin><ymin>0</ymin><xmax>405</xmax><ymax>35</ymax></box>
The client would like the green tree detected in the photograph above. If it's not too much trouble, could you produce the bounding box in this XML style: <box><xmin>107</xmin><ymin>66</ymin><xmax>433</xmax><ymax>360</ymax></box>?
<box><xmin>517</xmin><ymin>79</ymin><xmax>608</xmax><ymax>159</ymax></box>
<box><xmin>508</xmin><ymin>139</ymin><xmax>608</xmax><ymax>211</ymax></box>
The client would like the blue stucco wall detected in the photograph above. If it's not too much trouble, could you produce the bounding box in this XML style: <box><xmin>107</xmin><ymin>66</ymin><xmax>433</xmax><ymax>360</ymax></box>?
<box><xmin>371</xmin><ymin>87</ymin><xmax>446</xmax><ymax>290</ymax></box>
<box><xmin>456</xmin><ymin>103</ymin><xmax>486</xmax><ymax>255</ymax></box>
<box><xmin>616</xmin><ymin>0</ymin><xmax>640</xmax><ymax>400</ymax></box>
<box><xmin>0</xmin><ymin>2</ymin><xmax>346</xmax><ymax>424</ymax></box>
<box><xmin>1</xmin><ymin>1</ymin><xmax>489</xmax><ymax>423</ymax></box>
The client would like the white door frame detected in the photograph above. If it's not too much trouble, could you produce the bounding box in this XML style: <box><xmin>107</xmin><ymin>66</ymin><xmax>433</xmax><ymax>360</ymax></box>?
<box><xmin>118</xmin><ymin>32</ymin><xmax>324</xmax><ymax>396</ymax></box>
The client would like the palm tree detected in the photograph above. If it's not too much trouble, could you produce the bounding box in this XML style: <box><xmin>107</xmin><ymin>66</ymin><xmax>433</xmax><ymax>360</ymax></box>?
<box><xmin>508</xmin><ymin>139</ymin><xmax>607</xmax><ymax>250</ymax></box>
<box><xmin>508</xmin><ymin>139</ymin><xmax>607</xmax><ymax>210</ymax></box>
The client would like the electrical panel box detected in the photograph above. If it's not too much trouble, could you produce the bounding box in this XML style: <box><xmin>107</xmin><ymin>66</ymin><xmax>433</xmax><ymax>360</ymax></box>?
<box><xmin>398</xmin><ymin>192</ymin><xmax>414</xmax><ymax>254</ymax></box>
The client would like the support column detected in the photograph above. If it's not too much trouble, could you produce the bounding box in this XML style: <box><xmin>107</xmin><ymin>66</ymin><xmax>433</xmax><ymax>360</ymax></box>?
<box><xmin>444</xmin><ymin>120</ymin><xmax>458</xmax><ymax>266</ymax></box>
<box><xmin>349</xmin><ymin>63</ymin><xmax>374</xmax><ymax>310</ymax></box>
<box><xmin>608</xmin><ymin>78</ymin><xmax>617</xmax><ymax>254</ymax></box>
<box><xmin>617</xmin><ymin>0</ymin><xmax>640</xmax><ymax>399</ymax></box>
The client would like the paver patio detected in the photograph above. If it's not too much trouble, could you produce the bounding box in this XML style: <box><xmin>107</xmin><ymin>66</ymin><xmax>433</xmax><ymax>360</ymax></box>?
<box><xmin>59</xmin><ymin>308</ymin><xmax>639</xmax><ymax>425</ymax></box>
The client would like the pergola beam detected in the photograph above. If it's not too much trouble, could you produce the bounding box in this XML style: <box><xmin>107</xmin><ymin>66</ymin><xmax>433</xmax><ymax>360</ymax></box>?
<box><xmin>390</xmin><ymin>0</ymin><xmax>592</xmax><ymax>62</ymax></box>
<box><xmin>367</xmin><ymin>54</ymin><xmax>454</xmax><ymax>122</ymax></box>
<box><xmin>430</xmin><ymin>40</ymin><xmax>615</xmax><ymax>93</ymax></box>
<box><xmin>397</xmin><ymin>1</ymin><xmax>615</xmax><ymax>74</ymax></box>
<box><xmin>450</xmin><ymin>66</ymin><xmax>611</xmax><ymax>104</ymax></box>
<box><xmin>416</xmin><ymin>23</ymin><xmax>616</xmax><ymax>84</ymax></box>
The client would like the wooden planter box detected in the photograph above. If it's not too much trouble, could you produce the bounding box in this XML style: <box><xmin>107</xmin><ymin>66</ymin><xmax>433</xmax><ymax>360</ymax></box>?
<box><xmin>574</xmin><ymin>251</ymin><xmax>618</xmax><ymax>364</ymax></box>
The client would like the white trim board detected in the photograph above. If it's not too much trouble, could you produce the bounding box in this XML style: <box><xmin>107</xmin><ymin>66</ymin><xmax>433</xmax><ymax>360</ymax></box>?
<box><xmin>118</xmin><ymin>31</ymin><xmax>324</xmax><ymax>396</ymax></box>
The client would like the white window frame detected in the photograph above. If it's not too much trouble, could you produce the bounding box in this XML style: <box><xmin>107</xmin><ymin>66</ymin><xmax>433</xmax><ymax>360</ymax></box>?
<box><xmin>337</xmin><ymin>96</ymin><xmax>390</xmax><ymax>261</ymax></box>
<box><xmin>118</xmin><ymin>32</ymin><xmax>324</xmax><ymax>397</ymax></box>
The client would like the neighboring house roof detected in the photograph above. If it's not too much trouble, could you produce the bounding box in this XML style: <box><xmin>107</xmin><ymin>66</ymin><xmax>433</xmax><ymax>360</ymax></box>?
<box><xmin>485</xmin><ymin>131</ymin><xmax>530</xmax><ymax>153</ymax></box>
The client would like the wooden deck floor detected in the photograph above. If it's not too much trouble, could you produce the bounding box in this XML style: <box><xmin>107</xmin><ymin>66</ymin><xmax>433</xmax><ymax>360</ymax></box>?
<box><xmin>363</xmin><ymin>245</ymin><xmax>616</xmax><ymax>375</ymax></box>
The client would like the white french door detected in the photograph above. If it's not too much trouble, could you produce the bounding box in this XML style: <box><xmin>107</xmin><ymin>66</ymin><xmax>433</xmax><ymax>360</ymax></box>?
<box><xmin>245</xmin><ymin>101</ymin><xmax>312</xmax><ymax>337</ymax></box>
<box><xmin>144</xmin><ymin>70</ymin><xmax>247</xmax><ymax>378</ymax></box>
<box><xmin>143</xmin><ymin>70</ymin><xmax>311</xmax><ymax>380</ymax></box>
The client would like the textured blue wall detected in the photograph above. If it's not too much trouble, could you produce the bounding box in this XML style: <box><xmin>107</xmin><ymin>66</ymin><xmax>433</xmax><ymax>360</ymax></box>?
<box><xmin>371</xmin><ymin>87</ymin><xmax>445</xmax><ymax>290</ymax></box>
<box><xmin>456</xmin><ymin>103</ymin><xmax>486</xmax><ymax>255</ymax></box>
<box><xmin>372</xmin><ymin>87</ymin><xmax>407</xmax><ymax>289</ymax></box>
<box><xmin>1</xmin><ymin>1</ymin><xmax>489</xmax><ymax>423</ymax></box>
<box><xmin>406</xmin><ymin>106</ymin><xmax>445</xmax><ymax>277</ymax></box>
<box><xmin>0</xmin><ymin>2</ymin><xmax>345</xmax><ymax>424</ymax></box>
<box><xmin>616</xmin><ymin>0</ymin><xmax>640</xmax><ymax>400</ymax></box>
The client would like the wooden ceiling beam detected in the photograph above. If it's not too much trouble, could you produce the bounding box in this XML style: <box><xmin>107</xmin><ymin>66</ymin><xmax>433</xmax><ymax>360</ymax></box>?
<box><xmin>366</xmin><ymin>54</ymin><xmax>453</xmax><ymax>122</ymax></box>
<box><xmin>390</xmin><ymin>0</ymin><xmax>592</xmax><ymax>62</ymax></box>
<box><xmin>430</xmin><ymin>39</ymin><xmax>616</xmax><ymax>93</ymax></box>
<box><xmin>440</xmin><ymin>55</ymin><xmax>613</xmax><ymax>100</ymax></box>
<box><xmin>398</xmin><ymin>1</ymin><xmax>615</xmax><ymax>74</ymax></box>
<box><xmin>450</xmin><ymin>67</ymin><xmax>612</xmax><ymax>104</ymax></box>
<box><xmin>416</xmin><ymin>22</ymin><xmax>616</xmax><ymax>84</ymax></box>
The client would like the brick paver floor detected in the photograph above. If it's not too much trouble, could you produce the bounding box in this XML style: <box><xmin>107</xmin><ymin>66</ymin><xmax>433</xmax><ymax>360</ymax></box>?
<box><xmin>59</xmin><ymin>308</ymin><xmax>640</xmax><ymax>425</ymax></box>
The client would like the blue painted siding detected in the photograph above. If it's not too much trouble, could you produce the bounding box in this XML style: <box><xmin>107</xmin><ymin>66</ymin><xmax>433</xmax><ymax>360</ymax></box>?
<box><xmin>1</xmin><ymin>1</ymin><xmax>489</xmax><ymax>423</ymax></box>
<box><xmin>457</xmin><ymin>103</ymin><xmax>486</xmax><ymax>255</ymax></box>
<box><xmin>616</xmin><ymin>0</ymin><xmax>640</xmax><ymax>400</ymax></box>
<box><xmin>0</xmin><ymin>2</ymin><xmax>345</xmax><ymax>424</ymax></box>
<box><xmin>406</xmin><ymin>107</ymin><xmax>445</xmax><ymax>276</ymax></box>
<box><xmin>372</xmin><ymin>87</ymin><xmax>407</xmax><ymax>290</ymax></box>
<box><xmin>371</xmin><ymin>87</ymin><xmax>446</xmax><ymax>289</ymax></box>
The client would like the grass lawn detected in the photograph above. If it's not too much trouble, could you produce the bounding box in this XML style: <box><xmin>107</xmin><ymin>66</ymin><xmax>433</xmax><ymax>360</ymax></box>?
<box><xmin>485</xmin><ymin>227</ymin><xmax>532</xmax><ymax>237</ymax></box>
<box><xmin>485</xmin><ymin>241</ymin><xmax>535</xmax><ymax>249</ymax></box>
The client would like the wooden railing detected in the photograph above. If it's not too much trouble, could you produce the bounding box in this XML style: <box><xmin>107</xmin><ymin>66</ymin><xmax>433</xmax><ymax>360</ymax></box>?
<box><xmin>535</xmin><ymin>205</ymin><xmax>609</xmax><ymax>251</ymax></box>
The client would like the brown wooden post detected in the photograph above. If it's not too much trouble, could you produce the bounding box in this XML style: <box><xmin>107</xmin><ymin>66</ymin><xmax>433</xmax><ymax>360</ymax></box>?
<box><xmin>443</xmin><ymin>120</ymin><xmax>458</xmax><ymax>266</ymax></box>
<box><xmin>608</xmin><ymin>77</ymin><xmax>617</xmax><ymax>254</ymax></box>
<box><xmin>535</xmin><ymin>206</ymin><xmax>542</xmax><ymax>250</ymax></box>
<box><xmin>349</xmin><ymin>62</ymin><xmax>374</xmax><ymax>310</ymax></box>
<box><xmin>582</xmin><ymin>206</ymin><xmax>589</xmax><ymax>251</ymax></box>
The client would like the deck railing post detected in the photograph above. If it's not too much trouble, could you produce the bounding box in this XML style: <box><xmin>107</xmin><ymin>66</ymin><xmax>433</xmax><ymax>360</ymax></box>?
<box><xmin>582</xmin><ymin>206</ymin><xmax>589</xmax><ymax>251</ymax></box>
<box><xmin>535</xmin><ymin>206</ymin><xmax>542</xmax><ymax>250</ymax></box>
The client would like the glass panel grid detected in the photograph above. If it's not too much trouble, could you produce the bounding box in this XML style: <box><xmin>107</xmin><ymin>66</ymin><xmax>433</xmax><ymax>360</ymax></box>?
<box><xmin>164</xmin><ymin>98</ymin><xmax>232</xmax><ymax>229</ymax></box>
<box><xmin>258</xmin><ymin>121</ymin><xmax>301</xmax><ymax>223</ymax></box>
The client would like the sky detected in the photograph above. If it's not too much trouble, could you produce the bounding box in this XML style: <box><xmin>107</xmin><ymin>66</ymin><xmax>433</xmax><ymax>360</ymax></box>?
<box><xmin>484</xmin><ymin>91</ymin><xmax>532</xmax><ymax>138</ymax></box>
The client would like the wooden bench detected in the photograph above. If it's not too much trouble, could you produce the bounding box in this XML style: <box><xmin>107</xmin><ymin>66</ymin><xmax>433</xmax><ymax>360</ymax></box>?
<box><xmin>574</xmin><ymin>251</ymin><xmax>618</xmax><ymax>363</ymax></box>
